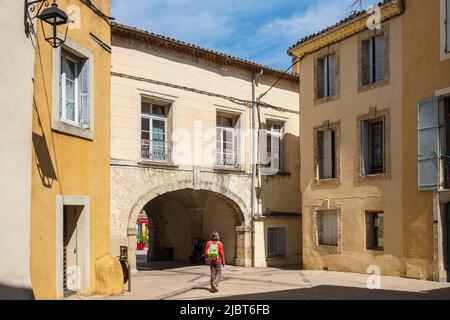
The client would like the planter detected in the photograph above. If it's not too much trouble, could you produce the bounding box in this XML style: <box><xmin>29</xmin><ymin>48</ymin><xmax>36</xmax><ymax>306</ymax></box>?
<box><xmin>137</xmin><ymin>242</ymin><xmax>145</xmax><ymax>251</ymax></box>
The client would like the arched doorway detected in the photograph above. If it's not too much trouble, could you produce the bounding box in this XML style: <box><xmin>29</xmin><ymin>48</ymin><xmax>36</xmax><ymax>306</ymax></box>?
<box><xmin>129</xmin><ymin>189</ymin><xmax>248</xmax><ymax>271</ymax></box>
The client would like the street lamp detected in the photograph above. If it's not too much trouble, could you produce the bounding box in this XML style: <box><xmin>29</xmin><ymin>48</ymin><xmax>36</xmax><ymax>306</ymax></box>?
<box><xmin>25</xmin><ymin>0</ymin><xmax>69</xmax><ymax>48</ymax></box>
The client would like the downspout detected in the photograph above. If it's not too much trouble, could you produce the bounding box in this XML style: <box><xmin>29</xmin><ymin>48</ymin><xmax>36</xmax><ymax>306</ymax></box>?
<box><xmin>251</xmin><ymin>69</ymin><xmax>263</xmax><ymax>267</ymax></box>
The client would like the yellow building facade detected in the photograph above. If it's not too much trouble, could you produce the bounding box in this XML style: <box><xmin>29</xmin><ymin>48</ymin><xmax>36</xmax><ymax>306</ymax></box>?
<box><xmin>289</xmin><ymin>0</ymin><xmax>450</xmax><ymax>281</ymax></box>
<box><xmin>30</xmin><ymin>0</ymin><xmax>122</xmax><ymax>299</ymax></box>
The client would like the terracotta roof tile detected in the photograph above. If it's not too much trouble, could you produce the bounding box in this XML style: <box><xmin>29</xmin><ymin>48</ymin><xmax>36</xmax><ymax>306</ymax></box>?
<box><xmin>111</xmin><ymin>22</ymin><xmax>299</xmax><ymax>80</ymax></box>
<box><xmin>287</xmin><ymin>0</ymin><xmax>395</xmax><ymax>54</ymax></box>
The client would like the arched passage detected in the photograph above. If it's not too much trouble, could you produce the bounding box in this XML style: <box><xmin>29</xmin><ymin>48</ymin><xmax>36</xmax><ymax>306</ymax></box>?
<box><xmin>109</xmin><ymin>167</ymin><xmax>253</xmax><ymax>273</ymax></box>
<box><xmin>137</xmin><ymin>189</ymin><xmax>244</xmax><ymax>267</ymax></box>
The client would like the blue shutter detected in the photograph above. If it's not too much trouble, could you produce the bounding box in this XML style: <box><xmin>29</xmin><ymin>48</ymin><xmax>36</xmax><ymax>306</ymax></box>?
<box><xmin>418</xmin><ymin>96</ymin><xmax>441</xmax><ymax>190</ymax></box>
<box><xmin>79</xmin><ymin>59</ymin><xmax>90</xmax><ymax>129</ymax></box>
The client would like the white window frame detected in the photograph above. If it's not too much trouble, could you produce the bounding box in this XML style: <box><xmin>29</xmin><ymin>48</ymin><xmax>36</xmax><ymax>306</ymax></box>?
<box><xmin>60</xmin><ymin>53</ymin><xmax>80</xmax><ymax>126</ymax></box>
<box><xmin>318</xmin><ymin>55</ymin><xmax>336</xmax><ymax>99</ymax></box>
<box><xmin>362</xmin><ymin>35</ymin><xmax>385</xmax><ymax>85</ymax></box>
<box><xmin>52</xmin><ymin>37</ymin><xmax>94</xmax><ymax>141</ymax></box>
<box><xmin>140</xmin><ymin>103</ymin><xmax>168</xmax><ymax>162</ymax></box>
<box><xmin>266</xmin><ymin>121</ymin><xmax>284</xmax><ymax>170</ymax></box>
<box><xmin>266</xmin><ymin>225</ymin><xmax>288</xmax><ymax>259</ymax></box>
<box><xmin>216</xmin><ymin>114</ymin><xmax>238</xmax><ymax>168</ymax></box>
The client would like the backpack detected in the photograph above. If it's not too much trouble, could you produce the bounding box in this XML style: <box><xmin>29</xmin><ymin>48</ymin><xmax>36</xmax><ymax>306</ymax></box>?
<box><xmin>207</xmin><ymin>241</ymin><xmax>220</xmax><ymax>260</ymax></box>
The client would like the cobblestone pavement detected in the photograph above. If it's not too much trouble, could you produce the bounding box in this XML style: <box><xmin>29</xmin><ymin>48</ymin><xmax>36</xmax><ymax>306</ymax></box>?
<box><xmin>72</xmin><ymin>256</ymin><xmax>450</xmax><ymax>300</ymax></box>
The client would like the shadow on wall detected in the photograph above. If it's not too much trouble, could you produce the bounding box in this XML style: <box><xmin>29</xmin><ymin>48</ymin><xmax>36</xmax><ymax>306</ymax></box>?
<box><xmin>0</xmin><ymin>283</ymin><xmax>35</xmax><ymax>300</ymax></box>
<box><xmin>32</xmin><ymin>132</ymin><xmax>57</xmax><ymax>188</ymax></box>
<box><xmin>206</xmin><ymin>285</ymin><xmax>450</xmax><ymax>300</ymax></box>
<box><xmin>259</xmin><ymin>133</ymin><xmax>301</xmax><ymax>214</ymax></box>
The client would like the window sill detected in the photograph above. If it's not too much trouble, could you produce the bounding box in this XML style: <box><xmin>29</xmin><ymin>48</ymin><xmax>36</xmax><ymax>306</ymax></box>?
<box><xmin>51</xmin><ymin>118</ymin><xmax>93</xmax><ymax>141</ymax></box>
<box><xmin>366</xmin><ymin>247</ymin><xmax>384</xmax><ymax>252</ymax></box>
<box><xmin>213</xmin><ymin>166</ymin><xmax>245</xmax><ymax>174</ymax></box>
<box><xmin>357</xmin><ymin>172</ymin><xmax>390</xmax><ymax>182</ymax></box>
<box><xmin>314</xmin><ymin>244</ymin><xmax>340</xmax><ymax>253</ymax></box>
<box><xmin>314</xmin><ymin>94</ymin><xmax>339</xmax><ymax>106</ymax></box>
<box><xmin>358</xmin><ymin>78</ymin><xmax>390</xmax><ymax>93</ymax></box>
<box><xmin>138</xmin><ymin>160</ymin><xmax>178</xmax><ymax>169</ymax></box>
<box><xmin>314</xmin><ymin>178</ymin><xmax>341</xmax><ymax>186</ymax></box>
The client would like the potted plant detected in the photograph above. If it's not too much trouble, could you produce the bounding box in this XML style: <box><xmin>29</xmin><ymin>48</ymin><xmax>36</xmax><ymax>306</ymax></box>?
<box><xmin>137</xmin><ymin>234</ymin><xmax>145</xmax><ymax>251</ymax></box>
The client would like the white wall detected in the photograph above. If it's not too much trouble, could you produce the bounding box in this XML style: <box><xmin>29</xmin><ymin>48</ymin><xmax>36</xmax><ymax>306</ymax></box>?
<box><xmin>0</xmin><ymin>0</ymin><xmax>35</xmax><ymax>299</ymax></box>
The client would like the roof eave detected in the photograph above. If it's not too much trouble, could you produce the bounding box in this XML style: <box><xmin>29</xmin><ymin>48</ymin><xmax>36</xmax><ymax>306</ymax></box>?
<box><xmin>288</xmin><ymin>0</ymin><xmax>404</xmax><ymax>59</ymax></box>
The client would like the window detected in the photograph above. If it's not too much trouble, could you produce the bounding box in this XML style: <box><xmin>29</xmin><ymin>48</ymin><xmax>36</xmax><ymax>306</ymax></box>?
<box><xmin>362</xmin><ymin>35</ymin><xmax>385</xmax><ymax>85</ymax></box>
<box><xmin>60</xmin><ymin>51</ymin><xmax>90</xmax><ymax>128</ymax></box>
<box><xmin>267</xmin><ymin>227</ymin><xmax>287</xmax><ymax>258</ymax></box>
<box><xmin>317</xmin><ymin>55</ymin><xmax>336</xmax><ymax>99</ymax></box>
<box><xmin>265</xmin><ymin>121</ymin><xmax>283</xmax><ymax>170</ymax></box>
<box><xmin>317</xmin><ymin>129</ymin><xmax>337</xmax><ymax>179</ymax></box>
<box><xmin>141</xmin><ymin>102</ymin><xmax>169</xmax><ymax>162</ymax></box>
<box><xmin>216</xmin><ymin>114</ymin><xmax>239</xmax><ymax>168</ymax></box>
<box><xmin>317</xmin><ymin>210</ymin><xmax>338</xmax><ymax>247</ymax></box>
<box><xmin>361</xmin><ymin>118</ymin><xmax>385</xmax><ymax>175</ymax></box>
<box><xmin>366</xmin><ymin>212</ymin><xmax>384</xmax><ymax>250</ymax></box>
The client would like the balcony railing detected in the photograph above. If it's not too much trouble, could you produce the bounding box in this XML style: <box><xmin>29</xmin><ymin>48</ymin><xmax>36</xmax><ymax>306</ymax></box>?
<box><xmin>216</xmin><ymin>152</ymin><xmax>240</xmax><ymax>169</ymax></box>
<box><xmin>141</xmin><ymin>140</ymin><xmax>172</xmax><ymax>163</ymax></box>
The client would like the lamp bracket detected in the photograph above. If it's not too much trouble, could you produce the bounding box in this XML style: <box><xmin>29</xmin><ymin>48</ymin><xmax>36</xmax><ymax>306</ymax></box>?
<box><xmin>24</xmin><ymin>0</ymin><xmax>50</xmax><ymax>36</ymax></box>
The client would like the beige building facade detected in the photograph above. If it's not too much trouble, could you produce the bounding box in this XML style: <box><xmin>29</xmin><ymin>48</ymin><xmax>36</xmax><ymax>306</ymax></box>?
<box><xmin>0</xmin><ymin>0</ymin><xmax>36</xmax><ymax>299</ymax></box>
<box><xmin>289</xmin><ymin>0</ymin><xmax>450</xmax><ymax>281</ymax></box>
<box><xmin>110</xmin><ymin>23</ymin><xmax>301</xmax><ymax>272</ymax></box>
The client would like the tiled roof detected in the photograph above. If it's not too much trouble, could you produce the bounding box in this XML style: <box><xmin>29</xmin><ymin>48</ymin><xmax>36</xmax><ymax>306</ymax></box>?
<box><xmin>287</xmin><ymin>0</ymin><xmax>397</xmax><ymax>55</ymax></box>
<box><xmin>111</xmin><ymin>22</ymin><xmax>299</xmax><ymax>81</ymax></box>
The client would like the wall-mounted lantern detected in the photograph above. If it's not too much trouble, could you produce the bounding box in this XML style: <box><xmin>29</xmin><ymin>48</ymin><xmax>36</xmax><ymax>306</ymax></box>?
<box><xmin>25</xmin><ymin>0</ymin><xmax>69</xmax><ymax>48</ymax></box>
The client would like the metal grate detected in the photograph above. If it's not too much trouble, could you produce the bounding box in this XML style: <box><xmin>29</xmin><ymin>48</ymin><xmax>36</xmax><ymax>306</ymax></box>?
<box><xmin>267</xmin><ymin>227</ymin><xmax>287</xmax><ymax>258</ymax></box>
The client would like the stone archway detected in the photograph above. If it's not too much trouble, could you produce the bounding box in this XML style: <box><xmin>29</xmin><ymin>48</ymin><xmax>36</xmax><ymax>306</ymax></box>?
<box><xmin>110</xmin><ymin>166</ymin><xmax>253</xmax><ymax>273</ymax></box>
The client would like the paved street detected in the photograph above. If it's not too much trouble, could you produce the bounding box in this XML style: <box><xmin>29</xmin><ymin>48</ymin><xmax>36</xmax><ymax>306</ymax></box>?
<box><xmin>72</xmin><ymin>252</ymin><xmax>450</xmax><ymax>300</ymax></box>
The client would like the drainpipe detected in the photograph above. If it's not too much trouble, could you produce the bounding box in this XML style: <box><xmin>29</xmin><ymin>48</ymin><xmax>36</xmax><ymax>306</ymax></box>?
<box><xmin>251</xmin><ymin>69</ymin><xmax>263</xmax><ymax>267</ymax></box>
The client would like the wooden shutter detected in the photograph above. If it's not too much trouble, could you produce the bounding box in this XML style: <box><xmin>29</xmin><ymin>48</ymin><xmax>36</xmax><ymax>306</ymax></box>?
<box><xmin>361</xmin><ymin>121</ymin><xmax>369</xmax><ymax>175</ymax></box>
<box><xmin>374</xmin><ymin>36</ymin><xmax>385</xmax><ymax>81</ymax></box>
<box><xmin>322</xmin><ymin>130</ymin><xmax>333</xmax><ymax>179</ymax></box>
<box><xmin>361</xmin><ymin>39</ymin><xmax>371</xmax><ymax>85</ymax></box>
<box><xmin>418</xmin><ymin>96</ymin><xmax>441</xmax><ymax>190</ymax></box>
<box><xmin>317</xmin><ymin>58</ymin><xmax>325</xmax><ymax>99</ymax></box>
<box><xmin>328</xmin><ymin>55</ymin><xmax>336</xmax><ymax>97</ymax></box>
<box><xmin>79</xmin><ymin>60</ymin><xmax>90</xmax><ymax>129</ymax></box>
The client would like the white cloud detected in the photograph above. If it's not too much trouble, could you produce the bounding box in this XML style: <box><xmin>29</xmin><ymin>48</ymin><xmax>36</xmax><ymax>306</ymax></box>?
<box><xmin>111</xmin><ymin>0</ymin><xmax>381</xmax><ymax>69</ymax></box>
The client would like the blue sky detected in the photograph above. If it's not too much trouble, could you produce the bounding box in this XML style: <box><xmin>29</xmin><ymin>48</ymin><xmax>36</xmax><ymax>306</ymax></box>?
<box><xmin>111</xmin><ymin>0</ymin><xmax>380</xmax><ymax>70</ymax></box>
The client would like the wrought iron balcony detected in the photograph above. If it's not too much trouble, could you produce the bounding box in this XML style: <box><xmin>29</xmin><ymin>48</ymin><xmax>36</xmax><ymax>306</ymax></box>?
<box><xmin>141</xmin><ymin>140</ymin><xmax>172</xmax><ymax>163</ymax></box>
<box><xmin>216</xmin><ymin>152</ymin><xmax>240</xmax><ymax>169</ymax></box>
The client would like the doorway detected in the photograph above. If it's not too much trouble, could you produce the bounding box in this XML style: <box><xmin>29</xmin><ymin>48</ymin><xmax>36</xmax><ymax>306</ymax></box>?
<box><xmin>63</xmin><ymin>205</ymin><xmax>82</xmax><ymax>297</ymax></box>
<box><xmin>56</xmin><ymin>196</ymin><xmax>90</xmax><ymax>299</ymax></box>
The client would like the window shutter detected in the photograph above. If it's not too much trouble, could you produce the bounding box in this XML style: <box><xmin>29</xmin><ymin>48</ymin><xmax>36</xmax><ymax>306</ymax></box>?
<box><xmin>79</xmin><ymin>60</ymin><xmax>90</xmax><ymax>129</ymax></box>
<box><xmin>328</xmin><ymin>55</ymin><xmax>336</xmax><ymax>97</ymax></box>
<box><xmin>446</xmin><ymin>0</ymin><xmax>450</xmax><ymax>52</ymax></box>
<box><xmin>272</xmin><ymin>135</ymin><xmax>281</xmax><ymax>171</ymax></box>
<box><xmin>361</xmin><ymin>121</ymin><xmax>369</xmax><ymax>175</ymax></box>
<box><xmin>317</xmin><ymin>58</ymin><xmax>325</xmax><ymax>99</ymax></box>
<box><xmin>418</xmin><ymin>96</ymin><xmax>441</xmax><ymax>190</ymax></box>
<box><xmin>361</xmin><ymin>40</ymin><xmax>371</xmax><ymax>85</ymax></box>
<box><xmin>374</xmin><ymin>36</ymin><xmax>385</xmax><ymax>81</ymax></box>
<box><xmin>322</xmin><ymin>130</ymin><xmax>333</xmax><ymax>179</ymax></box>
